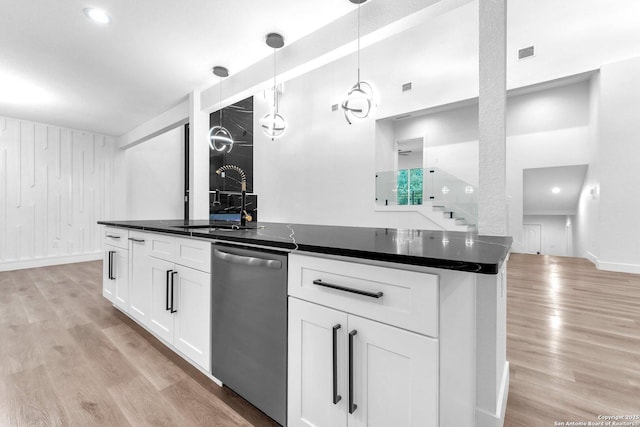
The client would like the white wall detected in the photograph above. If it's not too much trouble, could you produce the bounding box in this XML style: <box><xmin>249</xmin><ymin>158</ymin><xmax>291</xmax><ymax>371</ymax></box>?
<box><xmin>124</xmin><ymin>126</ymin><xmax>184</xmax><ymax>220</ymax></box>
<box><xmin>375</xmin><ymin>78</ymin><xmax>592</xmax><ymax>245</ymax></box>
<box><xmin>253</xmin><ymin>1</ymin><xmax>478</xmax><ymax>229</ymax></box>
<box><xmin>0</xmin><ymin>115</ymin><xmax>116</xmax><ymax>270</ymax></box>
<box><xmin>574</xmin><ymin>74</ymin><xmax>600</xmax><ymax>261</ymax></box>
<box><xmin>523</xmin><ymin>215</ymin><xmax>573</xmax><ymax>256</ymax></box>
<box><xmin>506</xmin><ymin>80</ymin><xmax>591</xmax><ymax>253</ymax></box>
<box><xmin>590</xmin><ymin>57</ymin><xmax>640</xmax><ymax>273</ymax></box>
<box><xmin>391</xmin><ymin>104</ymin><xmax>479</xmax><ymax>187</ymax></box>
<box><xmin>507</xmin><ymin>0</ymin><xmax>640</xmax><ymax>89</ymax></box>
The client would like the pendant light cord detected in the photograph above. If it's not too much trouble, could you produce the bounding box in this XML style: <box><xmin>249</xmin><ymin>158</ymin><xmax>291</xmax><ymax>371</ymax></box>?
<box><xmin>273</xmin><ymin>48</ymin><xmax>278</xmax><ymax>112</ymax></box>
<box><xmin>357</xmin><ymin>1</ymin><xmax>361</xmax><ymax>83</ymax></box>
<box><xmin>219</xmin><ymin>76</ymin><xmax>223</xmax><ymax>124</ymax></box>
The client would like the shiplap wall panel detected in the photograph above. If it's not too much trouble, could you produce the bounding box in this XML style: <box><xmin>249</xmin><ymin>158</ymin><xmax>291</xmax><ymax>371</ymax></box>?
<box><xmin>0</xmin><ymin>115</ymin><xmax>116</xmax><ymax>269</ymax></box>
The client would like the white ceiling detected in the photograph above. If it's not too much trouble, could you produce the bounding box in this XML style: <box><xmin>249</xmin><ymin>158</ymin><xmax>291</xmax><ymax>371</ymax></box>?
<box><xmin>523</xmin><ymin>165</ymin><xmax>588</xmax><ymax>215</ymax></box>
<box><xmin>0</xmin><ymin>0</ymin><xmax>359</xmax><ymax>136</ymax></box>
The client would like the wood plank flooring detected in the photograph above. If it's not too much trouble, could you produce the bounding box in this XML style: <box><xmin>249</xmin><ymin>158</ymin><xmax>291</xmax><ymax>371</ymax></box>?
<box><xmin>504</xmin><ymin>254</ymin><xmax>640</xmax><ymax>426</ymax></box>
<box><xmin>0</xmin><ymin>261</ymin><xmax>279</xmax><ymax>427</ymax></box>
<box><xmin>2</xmin><ymin>255</ymin><xmax>640</xmax><ymax>426</ymax></box>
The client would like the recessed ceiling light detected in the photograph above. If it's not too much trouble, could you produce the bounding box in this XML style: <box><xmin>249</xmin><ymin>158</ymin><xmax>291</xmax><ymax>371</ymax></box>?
<box><xmin>83</xmin><ymin>8</ymin><xmax>111</xmax><ymax>24</ymax></box>
<box><xmin>552</xmin><ymin>187</ymin><xmax>561</xmax><ymax>194</ymax></box>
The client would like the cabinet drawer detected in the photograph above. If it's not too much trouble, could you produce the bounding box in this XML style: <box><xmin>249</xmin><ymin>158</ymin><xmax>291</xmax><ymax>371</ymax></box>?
<box><xmin>288</xmin><ymin>253</ymin><xmax>438</xmax><ymax>337</ymax></box>
<box><xmin>148</xmin><ymin>233</ymin><xmax>176</xmax><ymax>261</ymax></box>
<box><xmin>175</xmin><ymin>237</ymin><xmax>211</xmax><ymax>273</ymax></box>
<box><xmin>103</xmin><ymin>227</ymin><xmax>129</xmax><ymax>249</ymax></box>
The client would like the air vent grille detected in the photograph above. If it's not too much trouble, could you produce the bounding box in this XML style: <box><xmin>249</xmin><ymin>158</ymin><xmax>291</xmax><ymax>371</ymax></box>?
<box><xmin>402</xmin><ymin>82</ymin><xmax>413</xmax><ymax>92</ymax></box>
<box><xmin>518</xmin><ymin>45</ymin><xmax>535</xmax><ymax>60</ymax></box>
<box><xmin>331</xmin><ymin>104</ymin><xmax>339</xmax><ymax>112</ymax></box>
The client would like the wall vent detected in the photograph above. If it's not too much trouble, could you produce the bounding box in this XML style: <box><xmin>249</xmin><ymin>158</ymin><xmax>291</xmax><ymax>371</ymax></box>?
<box><xmin>402</xmin><ymin>82</ymin><xmax>413</xmax><ymax>92</ymax></box>
<box><xmin>518</xmin><ymin>45</ymin><xmax>535</xmax><ymax>60</ymax></box>
<box><xmin>331</xmin><ymin>104</ymin><xmax>339</xmax><ymax>112</ymax></box>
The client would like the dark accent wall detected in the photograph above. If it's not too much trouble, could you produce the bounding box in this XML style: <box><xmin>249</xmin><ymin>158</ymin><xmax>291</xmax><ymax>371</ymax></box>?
<box><xmin>209</xmin><ymin>96</ymin><xmax>257</xmax><ymax>221</ymax></box>
<box><xmin>209</xmin><ymin>96</ymin><xmax>254</xmax><ymax>193</ymax></box>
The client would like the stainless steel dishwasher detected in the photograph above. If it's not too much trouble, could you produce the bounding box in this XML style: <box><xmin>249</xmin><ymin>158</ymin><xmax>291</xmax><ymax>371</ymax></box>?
<box><xmin>211</xmin><ymin>243</ymin><xmax>287</xmax><ymax>426</ymax></box>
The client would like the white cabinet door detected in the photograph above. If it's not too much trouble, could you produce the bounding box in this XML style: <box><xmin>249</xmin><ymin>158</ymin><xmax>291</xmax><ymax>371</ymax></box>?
<box><xmin>128</xmin><ymin>234</ymin><xmax>152</xmax><ymax>325</ymax></box>
<box><xmin>149</xmin><ymin>256</ymin><xmax>175</xmax><ymax>344</ymax></box>
<box><xmin>113</xmin><ymin>248</ymin><xmax>129</xmax><ymax>311</ymax></box>
<box><xmin>288</xmin><ymin>298</ymin><xmax>348</xmax><ymax>427</ymax></box>
<box><xmin>173</xmin><ymin>265</ymin><xmax>211</xmax><ymax>371</ymax></box>
<box><xmin>348</xmin><ymin>315</ymin><xmax>438</xmax><ymax>427</ymax></box>
<box><xmin>103</xmin><ymin>248</ymin><xmax>115</xmax><ymax>302</ymax></box>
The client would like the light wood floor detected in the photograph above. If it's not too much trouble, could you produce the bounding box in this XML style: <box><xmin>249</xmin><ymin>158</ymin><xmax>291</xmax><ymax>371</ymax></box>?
<box><xmin>0</xmin><ymin>261</ymin><xmax>279</xmax><ymax>427</ymax></box>
<box><xmin>504</xmin><ymin>253</ymin><xmax>640</xmax><ymax>426</ymax></box>
<box><xmin>2</xmin><ymin>256</ymin><xmax>639</xmax><ymax>426</ymax></box>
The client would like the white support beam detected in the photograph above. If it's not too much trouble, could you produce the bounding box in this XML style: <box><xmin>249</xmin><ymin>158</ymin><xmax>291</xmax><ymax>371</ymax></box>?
<box><xmin>478</xmin><ymin>0</ymin><xmax>507</xmax><ymax>236</ymax></box>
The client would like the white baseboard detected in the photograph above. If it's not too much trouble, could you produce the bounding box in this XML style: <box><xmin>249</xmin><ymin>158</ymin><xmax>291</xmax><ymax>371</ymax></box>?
<box><xmin>597</xmin><ymin>260</ymin><xmax>640</xmax><ymax>275</ymax></box>
<box><xmin>0</xmin><ymin>252</ymin><xmax>103</xmax><ymax>272</ymax></box>
<box><xmin>584</xmin><ymin>251</ymin><xmax>640</xmax><ymax>274</ymax></box>
<box><xmin>476</xmin><ymin>362</ymin><xmax>510</xmax><ymax>427</ymax></box>
<box><xmin>585</xmin><ymin>251</ymin><xmax>598</xmax><ymax>265</ymax></box>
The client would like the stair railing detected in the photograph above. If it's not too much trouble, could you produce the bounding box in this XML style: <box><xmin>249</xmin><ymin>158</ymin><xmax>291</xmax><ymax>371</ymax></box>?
<box><xmin>375</xmin><ymin>167</ymin><xmax>477</xmax><ymax>227</ymax></box>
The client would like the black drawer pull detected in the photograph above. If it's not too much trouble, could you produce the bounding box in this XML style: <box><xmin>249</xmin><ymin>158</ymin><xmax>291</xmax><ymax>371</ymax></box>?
<box><xmin>312</xmin><ymin>279</ymin><xmax>383</xmax><ymax>299</ymax></box>
<box><xmin>349</xmin><ymin>329</ymin><xmax>358</xmax><ymax>414</ymax></box>
<box><xmin>170</xmin><ymin>271</ymin><xmax>177</xmax><ymax>313</ymax></box>
<box><xmin>332</xmin><ymin>324</ymin><xmax>342</xmax><ymax>404</ymax></box>
<box><xmin>108</xmin><ymin>250</ymin><xmax>116</xmax><ymax>280</ymax></box>
<box><xmin>128</xmin><ymin>237</ymin><xmax>145</xmax><ymax>243</ymax></box>
<box><xmin>166</xmin><ymin>270</ymin><xmax>173</xmax><ymax>311</ymax></box>
<box><xmin>106</xmin><ymin>234</ymin><xmax>121</xmax><ymax>239</ymax></box>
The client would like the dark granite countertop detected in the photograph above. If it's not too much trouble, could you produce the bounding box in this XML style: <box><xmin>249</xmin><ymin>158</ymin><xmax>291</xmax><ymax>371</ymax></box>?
<box><xmin>97</xmin><ymin>219</ymin><xmax>512</xmax><ymax>274</ymax></box>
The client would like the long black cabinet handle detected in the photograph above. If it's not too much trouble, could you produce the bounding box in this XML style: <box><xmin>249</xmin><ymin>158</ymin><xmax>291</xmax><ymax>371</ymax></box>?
<box><xmin>166</xmin><ymin>270</ymin><xmax>173</xmax><ymax>311</ymax></box>
<box><xmin>106</xmin><ymin>251</ymin><xmax>111</xmax><ymax>279</ymax></box>
<box><xmin>332</xmin><ymin>324</ymin><xmax>342</xmax><ymax>404</ymax></box>
<box><xmin>106</xmin><ymin>234</ymin><xmax>121</xmax><ymax>239</ymax></box>
<box><xmin>349</xmin><ymin>330</ymin><xmax>358</xmax><ymax>414</ymax></box>
<box><xmin>313</xmin><ymin>279</ymin><xmax>383</xmax><ymax>299</ymax></box>
<box><xmin>170</xmin><ymin>271</ymin><xmax>178</xmax><ymax>313</ymax></box>
<box><xmin>128</xmin><ymin>237</ymin><xmax>145</xmax><ymax>243</ymax></box>
<box><xmin>108</xmin><ymin>251</ymin><xmax>116</xmax><ymax>280</ymax></box>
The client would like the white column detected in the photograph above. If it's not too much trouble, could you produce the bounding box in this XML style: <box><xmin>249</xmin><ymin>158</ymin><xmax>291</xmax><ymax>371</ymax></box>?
<box><xmin>188</xmin><ymin>90</ymin><xmax>210</xmax><ymax>219</ymax></box>
<box><xmin>478</xmin><ymin>0</ymin><xmax>507</xmax><ymax>236</ymax></box>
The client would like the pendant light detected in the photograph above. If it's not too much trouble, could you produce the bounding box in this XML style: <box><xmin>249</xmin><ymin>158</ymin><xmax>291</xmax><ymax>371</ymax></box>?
<box><xmin>341</xmin><ymin>0</ymin><xmax>375</xmax><ymax>125</ymax></box>
<box><xmin>209</xmin><ymin>66</ymin><xmax>234</xmax><ymax>153</ymax></box>
<box><xmin>260</xmin><ymin>33</ymin><xmax>287</xmax><ymax>140</ymax></box>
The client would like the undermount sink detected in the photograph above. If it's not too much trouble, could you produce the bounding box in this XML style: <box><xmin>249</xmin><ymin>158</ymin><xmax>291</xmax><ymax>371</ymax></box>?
<box><xmin>177</xmin><ymin>223</ymin><xmax>257</xmax><ymax>230</ymax></box>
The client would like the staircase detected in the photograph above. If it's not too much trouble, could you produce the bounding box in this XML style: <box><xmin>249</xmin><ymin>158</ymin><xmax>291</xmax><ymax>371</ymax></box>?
<box><xmin>431</xmin><ymin>204</ymin><xmax>477</xmax><ymax>232</ymax></box>
<box><xmin>376</xmin><ymin>167</ymin><xmax>478</xmax><ymax>232</ymax></box>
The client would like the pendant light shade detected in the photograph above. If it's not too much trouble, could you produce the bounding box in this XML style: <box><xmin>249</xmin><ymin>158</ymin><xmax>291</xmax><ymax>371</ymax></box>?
<box><xmin>342</xmin><ymin>0</ymin><xmax>375</xmax><ymax>125</ymax></box>
<box><xmin>209</xmin><ymin>66</ymin><xmax>234</xmax><ymax>153</ymax></box>
<box><xmin>260</xmin><ymin>33</ymin><xmax>287</xmax><ymax>140</ymax></box>
<box><xmin>260</xmin><ymin>110</ymin><xmax>287</xmax><ymax>139</ymax></box>
<box><xmin>342</xmin><ymin>80</ymin><xmax>374</xmax><ymax>125</ymax></box>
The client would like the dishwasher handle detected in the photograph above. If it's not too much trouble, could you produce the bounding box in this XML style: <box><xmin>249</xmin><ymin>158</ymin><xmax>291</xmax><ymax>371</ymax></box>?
<box><xmin>213</xmin><ymin>248</ymin><xmax>282</xmax><ymax>270</ymax></box>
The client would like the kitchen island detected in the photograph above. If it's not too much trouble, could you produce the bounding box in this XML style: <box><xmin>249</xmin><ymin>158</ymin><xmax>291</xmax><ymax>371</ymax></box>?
<box><xmin>98</xmin><ymin>219</ymin><xmax>512</xmax><ymax>427</ymax></box>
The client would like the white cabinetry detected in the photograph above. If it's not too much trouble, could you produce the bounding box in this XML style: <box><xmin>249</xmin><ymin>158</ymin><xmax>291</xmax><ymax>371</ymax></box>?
<box><xmin>288</xmin><ymin>253</ymin><xmax>439</xmax><ymax>427</ymax></box>
<box><xmin>136</xmin><ymin>233</ymin><xmax>212</xmax><ymax>371</ymax></box>
<box><xmin>128</xmin><ymin>231</ymin><xmax>152</xmax><ymax>325</ymax></box>
<box><xmin>101</xmin><ymin>227</ymin><xmax>212</xmax><ymax>373</ymax></box>
<box><xmin>102</xmin><ymin>227</ymin><xmax>129</xmax><ymax>310</ymax></box>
